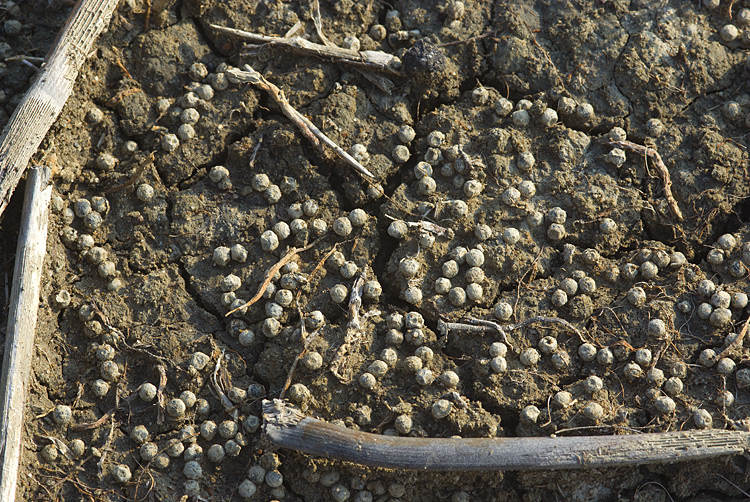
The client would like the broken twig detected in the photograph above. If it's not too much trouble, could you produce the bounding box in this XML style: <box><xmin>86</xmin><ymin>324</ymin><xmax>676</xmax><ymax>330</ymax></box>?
<box><xmin>383</xmin><ymin>214</ymin><xmax>453</xmax><ymax>239</ymax></box>
<box><xmin>155</xmin><ymin>365</ymin><xmax>167</xmax><ymax>425</ymax></box>
<box><xmin>211</xmin><ymin>25</ymin><xmax>400</xmax><ymax>76</ymax></box>
<box><xmin>223</xmin><ymin>65</ymin><xmax>375</xmax><ymax>179</ymax></box>
<box><xmin>311</xmin><ymin>0</ymin><xmax>333</xmax><ymax>48</ymax></box>
<box><xmin>330</xmin><ymin>275</ymin><xmax>366</xmax><ymax>383</ymax></box>
<box><xmin>211</xmin><ymin>351</ymin><xmax>238</xmax><ymax>421</ymax></box>
<box><xmin>607</xmin><ymin>140</ymin><xmax>684</xmax><ymax>221</ymax></box>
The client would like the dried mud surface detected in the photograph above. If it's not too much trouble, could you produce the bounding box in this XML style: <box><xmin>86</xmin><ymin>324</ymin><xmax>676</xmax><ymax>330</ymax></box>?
<box><xmin>1</xmin><ymin>0</ymin><xmax>750</xmax><ymax>501</ymax></box>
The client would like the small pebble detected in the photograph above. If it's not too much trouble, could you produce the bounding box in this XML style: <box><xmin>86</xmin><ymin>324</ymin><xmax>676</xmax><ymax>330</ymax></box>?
<box><xmin>720</xmin><ymin>24</ymin><xmax>739</xmax><ymax>42</ymax></box>
<box><xmin>112</xmin><ymin>464</ymin><xmax>132</xmax><ymax>483</ymax></box>
<box><xmin>519</xmin><ymin>348</ymin><xmax>540</xmax><ymax>366</ymax></box>
<box><xmin>519</xmin><ymin>405</ymin><xmax>540</xmax><ymax>424</ymax></box>
<box><xmin>716</xmin><ymin>357</ymin><xmax>736</xmax><ymax>375</ymax></box>
<box><xmin>166</xmin><ymin>398</ymin><xmax>186</xmax><ymax>419</ymax></box>
<box><xmin>583</xmin><ymin>375</ymin><xmax>603</xmax><ymax>394</ymax></box>
<box><xmin>553</xmin><ymin>391</ymin><xmax>573</xmax><ymax>408</ymax></box>
<box><xmin>398</xmin><ymin>125</ymin><xmax>416</xmax><ymax>143</ymax></box>
<box><xmin>654</xmin><ymin>396</ymin><xmax>676</xmax><ymax>415</ymax></box>
<box><xmin>540</xmin><ymin>108</ymin><xmax>558</xmax><ymax>127</ymax></box>
<box><xmin>388</xmin><ymin>219</ymin><xmax>409</xmax><ymax>239</ymax></box>
<box><xmin>490</xmin><ymin>356</ymin><xmax>507</xmax><ymax>373</ymax></box>
<box><xmin>583</xmin><ymin>402</ymin><xmax>604</xmax><ymax>421</ymax></box>
<box><xmin>517</xmin><ymin>152</ymin><xmax>535</xmax><ymax>171</ymax></box>
<box><xmin>694</xmin><ymin>409</ymin><xmax>713</xmax><ymax>429</ymax></box>
<box><xmin>432</xmin><ymin>399</ymin><xmax>452</xmax><ymax>419</ymax></box>
<box><xmin>578</xmin><ymin>343</ymin><xmax>596</xmax><ymax>361</ymax></box>
<box><xmin>663</xmin><ymin>377</ymin><xmax>683</xmax><ymax>396</ymax></box>
<box><xmin>647</xmin><ymin>319</ymin><xmax>666</xmax><ymax>338</ymax></box>
<box><xmin>52</xmin><ymin>404</ymin><xmax>72</xmax><ymax>425</ymax></box>
<box><xmin>161</xmin><ymin>134</ymin><xmax>179</xmax><ymax>152</ymax></box>
<box><xmin>136</xmin><ymin>183</ymin><xmax>154</xmax><ymax>202</ymax></box>
<box><xmin>139</xmin><ymin>383</ymin><xmax>157</xmax><ymax>402</ymax></box>
<box><xmin>289</xmin><ymin>383</ymin><xmax>310</xmax><ymax>403</ymax></box>
<box><xmin>511</xmin><ymin>109</ymin><xmax>530</xmax><ymax>127</ymax></box>
<box><xmin>392</xmin><ymin>145</ymin><xmax>411</xmax><ymax>163</ymax></box>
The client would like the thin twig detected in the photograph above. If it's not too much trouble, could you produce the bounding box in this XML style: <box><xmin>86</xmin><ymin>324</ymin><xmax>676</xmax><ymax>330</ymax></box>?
<box><xmin>38</xmin><ymin>436</ymin><xmax>73</xmax><ymax>460</ymax></box>
<box><xmin>439</xmin><ymin>315</ymin><xmax>588</xmax><ymax>347</ymax></box>
<box><xmin>155</xmin><ymin>365</ymin><xmax>167</xmax><ymax>425</ymax></box>
<box><xmin>715</xmin><ymin>473</ymin><xmax>750</xmax><ymax>498</ymax></box>
<box><xmin>211</xmin><ymin>350</ymin><xmax>238</xmax><ymax>421</ymax></box>
<box><xmin>465</xmin><ymin>318</ymin><xmax>514</xmax><ymax>350</ymax></box>
<box><xmin>105</xmin><ymin>151</ymin><xmax>155</xmax><ymax>194</ymax></box>
<box><xmin>226</xmin><ymin>241</ymin><xmax>316</xmax><ymax>316</ymax></box>
<box><xmin>636</xmin><ymin>482</ymin><xmax>676</xmax><ymax>502</ymax></box>
<box><xmin>311</xmin><ymin>0</ymin><xmax>333</xmax><ymax>47</ymax></box>
<box><xmin>96</xmin><ymin>418</ymin><xmax>116</xmax><ymax>480</ymax></box>
<box><xmin>211</xmin><ymin>25</ymin><xmax>400</xmax><ymax>75</ymax></box>
<box><xmin>111</xmin><ymin>46</ymin><xmax>133</xmax><ymax>79</ymax></box>
<box><xmin>70</xmin><ymin>409</ymin><xmax>114</xmax><ymax>432</ymax></box>
<box><xmin>504</xmin><ymin>316</ymin><xmax>589</xmax><ymax>343</ymax></box>
<box><xmin>144</xmin><ymin>0</ymin><xmax>152</xmax><ymax>31</ymax></box>
<box><xmin>223</xmin><ymin>65</ymin><xmax>375</xmax><ymax>179</ymax></box>
<box><xmin>330</xmin><ymin>275</ymin><xmax>366</xmax><ymax>383</ymax></box>
<box><xmin>607</xmin><ymin>140</ymin><xmax>684</xmax><ymax>221</ymax></box>
<box><xmin>296</xmin><ymin>243</ymin><xmax>338</xmax><ymax>304</ymax></box>
<box><xmin>281</xmin><ymin>309</ymin><xmax>322</xmax><ymax>400</ymax></box>
<box><xmin>5</xmin><ymin>55</ymin><xmax>45</xmax><ymax>64</ymax></box>
<box><xmin>383</xmin><ymin>214</ymin><xmax>453</xmax><ymax>239</ymax></box>
<box><xmin>716</xmin><ymin>315</ymin><xmax>750</xmax><ymax>361</ymax></box>
<box><xmin>263</xmin><ymin>399</ymin><xmax>750</xmax><ymax>470</ymax></box>
<box><xmin>248</xmin><ymin>136</ymin><xmax>263</xmax><ymax>169</ymax></box>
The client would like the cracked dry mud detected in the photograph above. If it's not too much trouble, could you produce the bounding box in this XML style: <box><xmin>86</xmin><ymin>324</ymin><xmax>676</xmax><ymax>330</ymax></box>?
<box><xmin>1</xmin><ymin>0</ymin><xmax>750</xmax><ymax>500</ymax></box>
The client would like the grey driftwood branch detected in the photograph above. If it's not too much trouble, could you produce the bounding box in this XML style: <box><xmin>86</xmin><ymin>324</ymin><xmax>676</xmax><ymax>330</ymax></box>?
<box><xmin>0</xmin><ymin>0</ymin><xmax>119</xmax><ymax>221</ymax></box>
<box><xmin>263</xmin><ymin>399</ymin><xmax>750</xmax><ymax>471</ymax></box>
<box><xmin>0</xmin><ymin>167</ymin><xmax>52</xmax><ymax>500</ymax></box>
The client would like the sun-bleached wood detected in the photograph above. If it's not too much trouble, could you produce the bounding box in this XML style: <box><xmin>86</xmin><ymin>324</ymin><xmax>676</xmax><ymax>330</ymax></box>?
<box><xmin>263</xmin><ymin>399</ymin><xmax>750</xmax><ymax>471</ymax></box>
<box><xmin>0</xmin><ymin>0</ymin><xmax>119</xmax><ymax>221</ymax></box>
<box><xmin>0</xmin><ymin>167</ymin><xmax>52</xmax><ymax>501</ymax></box>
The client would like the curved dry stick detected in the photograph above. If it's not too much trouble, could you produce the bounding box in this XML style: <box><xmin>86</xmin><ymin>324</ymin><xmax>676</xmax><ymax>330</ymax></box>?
<box><xmin>0</xmin><ymin>0</ymin><xmax>120</xmax><ymax>221</ymax></box>
<box><xmin>263</xmin><ymin>399</ymin><xmax>750</xmax><ymax>471</ymax></box>
<box><xmin>226</xmin><ymin>241</ymin><xmax>316</xmax><ymax>316</ymax></box>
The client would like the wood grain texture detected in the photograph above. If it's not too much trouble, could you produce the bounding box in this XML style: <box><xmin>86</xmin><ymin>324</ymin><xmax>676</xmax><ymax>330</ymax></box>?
<box><xmin>263</xmin><ymin>399</ymin><xmax>750</xmax><ymax>471</ymax></box>
<box><xmin>0</xmin><ymin>0</ymin><xmax>119</xmax><ymax>220</ymax></box>
<box><xmin>0</xmin><ymin>167</ymin><xmax>52</xmax><ymax>501</ymax></box>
